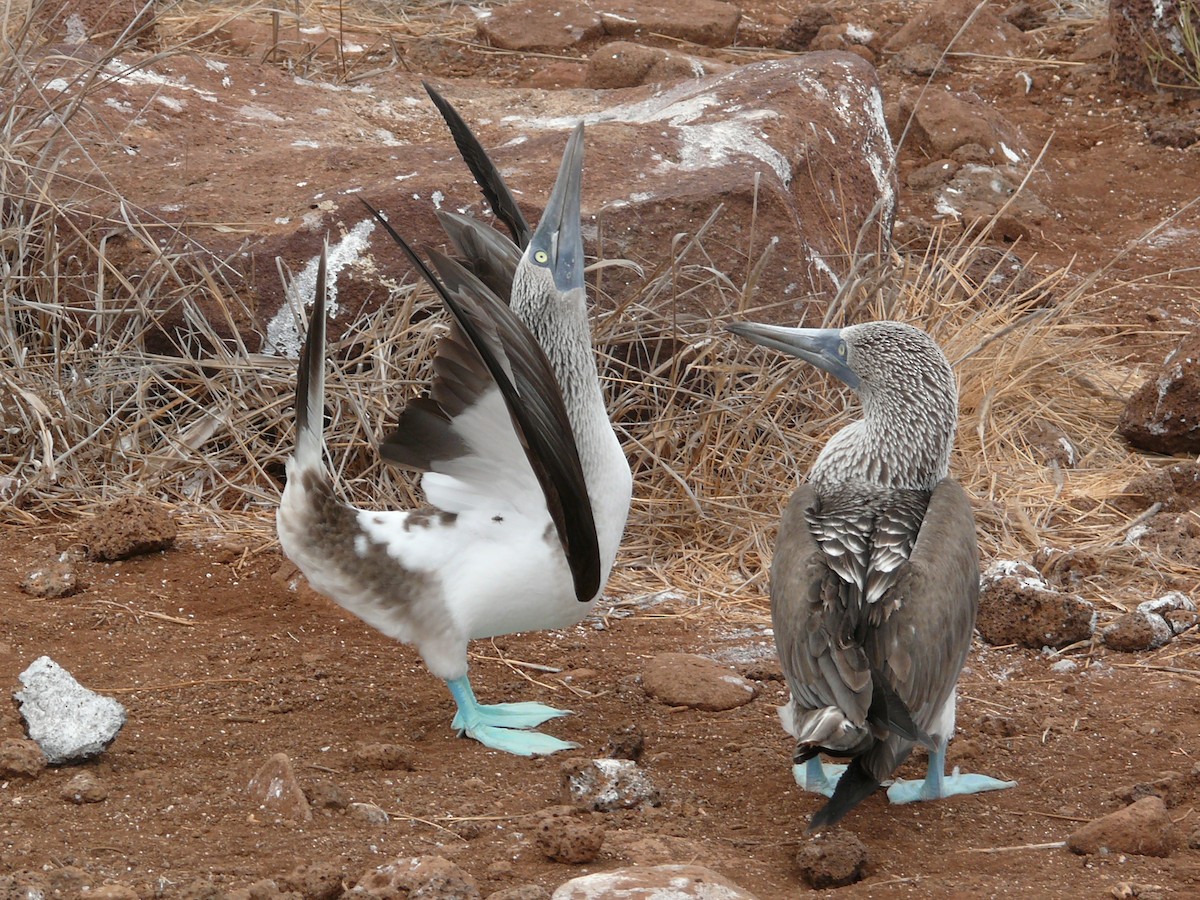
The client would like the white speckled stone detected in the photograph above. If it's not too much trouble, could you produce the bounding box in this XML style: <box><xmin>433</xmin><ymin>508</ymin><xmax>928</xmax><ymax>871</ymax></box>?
<box><xmin>15</xmin><ymin>656</ymin><xmax>126</xmax><ymax>764</ymax></box>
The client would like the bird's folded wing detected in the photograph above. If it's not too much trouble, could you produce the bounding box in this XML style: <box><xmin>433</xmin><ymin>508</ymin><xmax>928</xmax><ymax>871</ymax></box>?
<box><xmin>366</xmin><ymin>201</ymin><xmax>601</xmax><ymax>603</ymax></box>
<box><xmin>424</xmin><ymin>81</ymin><xmax>532</xmax><ymax>249</ymax></box>
<box><xmin>771</xmin><ymin>485</ymin><xmax>872</xmax><ymax>725</ymax></box>
<box><xmin>868</xmin><ymin>478</ymin><xmax>980</xmax><ymax>727</ymax></box>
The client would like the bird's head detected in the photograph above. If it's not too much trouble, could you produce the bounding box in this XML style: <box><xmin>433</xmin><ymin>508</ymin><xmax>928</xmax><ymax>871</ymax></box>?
<box><xmin>512</xmin><ymin>122</ymin><xmax>586</xmax><ymax>319</ymax></box>
<box><xmin>727</xmin><ymin>319</ymin><xmax>959</xmax><ymax>485</ymax></box>
<box><xmin>727</xmin><ymin>320</ymin><xmax>955</xmax><ymax>407</ymax></box>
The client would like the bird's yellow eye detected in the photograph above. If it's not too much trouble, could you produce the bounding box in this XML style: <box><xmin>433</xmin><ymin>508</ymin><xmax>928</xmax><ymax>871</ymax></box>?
<box><xmin>534</xmin><ymin>250</ymin><xmax>549</xmax><ymax>264</ymax></box>
<box><xmin>837</xmin><ymin>341</ymin><xmax>848</xmax><ymax>358</ymax></box>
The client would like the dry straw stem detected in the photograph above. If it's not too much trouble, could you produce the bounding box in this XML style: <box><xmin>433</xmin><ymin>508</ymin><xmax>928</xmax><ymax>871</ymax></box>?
<box><xmin>1</xmin><ymin>1</ymin><xmax>1189</xmax><ymax>612</ymax></box>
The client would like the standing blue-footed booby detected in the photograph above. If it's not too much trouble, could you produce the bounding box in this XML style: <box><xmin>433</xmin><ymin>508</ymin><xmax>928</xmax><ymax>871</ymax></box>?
<box><xmin>278</xmin><ymin>123</ymin><xmax>631</xmax><ymax>757</ymax></box>
<box><xmin>727</xmin><ymin>320</ymin><xmax>1015</xmax><ymax>829</ymax></box>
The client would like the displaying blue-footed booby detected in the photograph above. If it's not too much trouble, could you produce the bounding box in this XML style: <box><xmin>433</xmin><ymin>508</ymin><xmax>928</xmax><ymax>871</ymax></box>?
<box><xmin>278</xmin><ymin>123</ymin><xmax>631</xmax><ymax>756</ymax></box>
<box><xmin>727</xmin><ymin>320</ymin><xmax>1015</xmax><ymax>829</ymax></box>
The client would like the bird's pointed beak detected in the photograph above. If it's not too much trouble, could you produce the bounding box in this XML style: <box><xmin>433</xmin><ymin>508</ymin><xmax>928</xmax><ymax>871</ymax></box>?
<box><xmin>726</xmin><ymin>322</ymin><xmax>860</xmax><ymax>389</ymax></box>
<box><xmin>531</xmin><ymin>122</ymin><xmax>585</xmax><ymax>294</ymax></box>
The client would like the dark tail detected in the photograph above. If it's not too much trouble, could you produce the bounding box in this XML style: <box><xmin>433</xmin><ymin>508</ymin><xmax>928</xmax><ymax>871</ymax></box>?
<box><xmin>808</xmin><ymin>758</ymin><xmax>880</xmax><ymax>831</ymax></box>
<box><xmin>292</xmin><ymin>245</ymin><xmax>328</xmax><ymax>471</ymax></box>
<box><xmin>424</xmin><ymin>80</ymin><xmax>532</xmax><ymax>249</ymax></box>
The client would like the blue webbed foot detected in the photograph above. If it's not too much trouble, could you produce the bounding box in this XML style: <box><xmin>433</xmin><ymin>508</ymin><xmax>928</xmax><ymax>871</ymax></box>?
<box><xmin>446</xmin><ymin>676</ymin><xmax>577</xmax><ymax>757</ymax></box>
<box><xmin>792</xmin><ymin>758</ymin><xmax>848</xmax><ymax>798</ymax></box>
<box><xmin>886</xmin><ymin>743</ymin><xmax>1015</xmax><ymax>805</ymax></box>
<box><xmin>460</xmin><ymin>722</ymin><xmax>579</xmax><ymax>757</ymax></box>
<box><xmin>451</xmin><ymin>700</ymin><xmax>570</xmax><ymax>731</ymax></box>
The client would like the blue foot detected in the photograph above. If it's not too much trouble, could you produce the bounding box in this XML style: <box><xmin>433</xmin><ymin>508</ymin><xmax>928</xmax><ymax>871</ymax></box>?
<box><xmin>792</xmin><ymin>758</ymin><xmax>848</xmax><ymax>798</ymax></box>
<box><xmin>446</xmin><ymin>676</ymin><xmax>577</xmax><ymax>757</ymax></box>
<box><xmin>451</xmin><ymin>700</ymin><xmax>570</xmax><ymax>731</ymax></box>
<box><xmin>461</xmin><ymin>722</ymin><xmax>579</xmax><ymax>757</ymax></box>
<box><xmin>886</xmin><ymin>743</ymin><xmax>1015</xmax><ymax>805</ymax></box>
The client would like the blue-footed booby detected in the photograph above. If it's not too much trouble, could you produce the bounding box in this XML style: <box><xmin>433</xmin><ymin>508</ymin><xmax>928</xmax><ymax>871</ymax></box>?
<box><xmin>278</xmin><ymin>123</ymin><xmax>631</xmax><ymax>757</ymax></box>
<box><xmin>727</xmin><ymin>320</ymin><xmax>1015</xmax><ymax>829</ymax></box>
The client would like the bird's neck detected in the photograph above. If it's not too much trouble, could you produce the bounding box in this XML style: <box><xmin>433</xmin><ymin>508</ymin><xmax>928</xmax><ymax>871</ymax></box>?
<box><xmin>812</xmin><ymin>400</ymin><xmax>954</xmax><ymax>492</ymax></box>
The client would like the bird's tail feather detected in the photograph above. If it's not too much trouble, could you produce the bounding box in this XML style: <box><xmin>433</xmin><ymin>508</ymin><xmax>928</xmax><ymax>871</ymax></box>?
<box><xmin>808</xmin><ymin>758</ymin><xmax>880</xmax><ymax>831</ymax></box>
<box><xmin>867</xmin><ymin>669</ymin><xmax>931</xmax><ymax>747</ymax></box>
<box><xmin>292</xmin><ymin>245</ymin><xmax>328</xmax><ymax>471</ymax></box>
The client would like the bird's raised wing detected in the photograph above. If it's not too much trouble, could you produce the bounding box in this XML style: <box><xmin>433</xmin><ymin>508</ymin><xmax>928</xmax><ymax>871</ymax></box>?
<box><xmin>366</xmin><ymin>201</ymin><xmax>601</xmax><ymax>603</ymax></box>
<box><xmin>436</xmin><ymin>209</ymin><xmax>521</xmax><ymax>304</ymax></box>
<box><xmin>425</xmin><ymin>81</ymin><xmax>532</xmax><ymax>249</ymax></box>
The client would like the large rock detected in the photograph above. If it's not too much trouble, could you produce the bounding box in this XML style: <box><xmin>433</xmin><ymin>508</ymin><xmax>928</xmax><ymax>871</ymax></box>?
<box><xmin>884</xmin><ymin>0</ymin><xmax>1030</xmax><ymax>56</ymax></box>
<box><xmin>1067</xmin><ymin>796</ymin><xmax>1179</xmax><ymax>857</ymax></box>
<box><xmin>478</xmin><ymin>0</ymin><xmax>741</xmax><ymax>52</ymax></box>
<box><xmin>586</xmin><ymin>41</ymin><xmax>728</xmax><ymax>89</ymax></box>
<box><xmin>44</xmin><ymin>51</ymin><xmax>895</xmax><ymax>353</ymax></box>
<box><xmin>977</xmin><ymin>561</ymin><xmax>1096</xmax><ymax>649</ymax></box>
<box><xmin>894</xmin><ymin>87</ymin><xmax>1028</xmax><ymax>163</ymax></box>
<box><xmin>1119</xmin><ymin>331</ymin><xmax>1200</xmax><ymax>454</ymax></box>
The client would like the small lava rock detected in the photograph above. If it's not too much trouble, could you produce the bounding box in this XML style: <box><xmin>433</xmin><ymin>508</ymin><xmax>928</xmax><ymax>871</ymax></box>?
<box><xmin>61</xmin><ymin>770</ymin><xmax>107</xmax><ymax>803</ymax></box>
<box><xmin>603</xmin><ymin>722</ymin><xmax>645</xmax><ymax>761</ymax></box>
<box><xmin>20</xmin><ymin>560</ymin><xmax>80</xmax><ymax>598</ymax></box>
<box><xmin>642</xmin><ymin>652</ymin><xmax>757</xmax><ymax>711</ymax></box>
<box><xmin>247</xmin><ymin>752</ymin><xmax>313</xmax><ymax>822</ymax></box>
<box><xmin>0</xmin><ymin>737</ymin><xmax>48</xmax><ymax>778</ymax></box>
<box><xmin>1119</xmin><ymin>331</ymin><xmax>1200</xmax><ymax>455</ymax></box>
<box><xmin>15</xmin><ymin>655</ymin><xmax>127</xmax><ymax>764</ymax></box>
<box><xmin>893</xmin><ymin>41</ymin><xmax>943</xmax><ymax>76</ymax></box>
<box><xmin>907</xmin><ymin>158</ymin><xmax>958</xmax><ymax>191</ymax></box>
<box><xmin>977</xmin><ymin>562</ymin><xmax>1095</xmax><ymax>648</ymax></box>
<box><xmin>279</xmin><ymin>862</ymin><xmax>345</xmax><ymax>900</ymax></box>
<box><xmin>561</xmin><ymin>757</ymin><xmax>660</xmax><ymax>811</ymax></box>
<box><xmin>350</xmin><ymin>742</ymin><xmax>414</xmax><ymax>771</ymax></box>
<box><xmin>1067</xmin><ymin>796</ymin><xmax>1179</xmax><ymax>857</ymax></box>
<box><xmin>348</xmin><ymin>802</ymin><xmax>390</xmax><ymax>825</ymax></box>
<box><xmin>305</xmin><ymin>776</ymin><xmax>351</xmax><ymax>811</ymax></box>
<box><xmin>795</xmin><ymin>830</ymin><xmax>869</xmax><ymax>889</ymax></box>
<box><xmin>76</xmin><ymin>496</ymin><xmax>178</xmax><ymax>561</ymax></box>
<box><xmin>90</xmin><ymin>886</ymin><xmax>141</xmax><ymax>900</ymax></box>
<box><xmin>777</xmin><ymin>8</ymin><xmax>835</xmax><ymax>51</ymax></box>
<box><xmin>1103</xmin><ymin>592</ymin><xmax>1197</xmax><ymax>651</ymax></box>
<box><xmin>486</xmin><ymin>887</ymin><xmax>551</xmax><ymax>900</ymax></box>
<box><xmin>350</xmin><ymin>856</ymin><xmax>480</xmax><ymax>900</ymax></box>
<box><xmin>534</xmin><ymin>815</ymin><xmax>605</xmax><ymax>864</ymax></box>
<box><xmin>1103</xmin><ymin>611</ymin><xmax>1169</xmax><ymax>652</ymax></box>
<box><xmin>550</xmin><ymin>864</ymin><xmax>757</xmax><ymax>899</ymax></box>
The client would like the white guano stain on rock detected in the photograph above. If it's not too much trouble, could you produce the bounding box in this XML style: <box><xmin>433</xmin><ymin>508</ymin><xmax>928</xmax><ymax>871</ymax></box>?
<box><xmin>513</xmin><ymin>81</ymin><xmax>792</xmax><ymax>187</ymax></box>
<box><xmin>265</xmin><ymin>217</ymin><xmax>376</xmax><ymax>357</ymax></box>
<box><xmin>104</xmin><ymin>58</ymin><xmax>219</xmax><ymax>103</ymax></box>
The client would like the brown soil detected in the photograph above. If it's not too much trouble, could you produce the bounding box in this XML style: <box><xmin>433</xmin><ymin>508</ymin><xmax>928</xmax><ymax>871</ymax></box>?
<box><xmin>3</xmin><ymin>1</ymin><xmax>1200</xmax><ymax>898</ymax></box>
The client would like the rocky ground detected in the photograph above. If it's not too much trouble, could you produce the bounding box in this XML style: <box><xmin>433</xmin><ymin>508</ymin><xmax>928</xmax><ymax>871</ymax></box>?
<box><xmin>3</xmin><ymin>0</ymin><xmax>1200</xmax><ymax>897</ymax></box>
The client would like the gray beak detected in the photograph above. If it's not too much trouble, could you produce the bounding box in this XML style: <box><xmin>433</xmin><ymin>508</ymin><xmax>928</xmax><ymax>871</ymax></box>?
<box><xmin>531</xmin><ymin>122</ymin><xmax>585</xmax><ymax>294</ymax></box>
<box><xmin>727</xmin><ymin>322</ymin><xmax>860</xmax><ymax>389</ymax></box>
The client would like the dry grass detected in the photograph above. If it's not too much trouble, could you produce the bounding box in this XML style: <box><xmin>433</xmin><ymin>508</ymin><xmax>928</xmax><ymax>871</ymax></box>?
<box><xmin>1</xmin><ymin>0</ymin><xmax>1188</xmax><ymax>616</ymax></box>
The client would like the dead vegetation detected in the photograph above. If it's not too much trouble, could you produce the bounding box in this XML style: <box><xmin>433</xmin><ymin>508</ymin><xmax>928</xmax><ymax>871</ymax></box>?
<box><xmin>0</xmin><ymin>0</ymin><xmax>1188</xmax><ymax>620</ymax></box>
